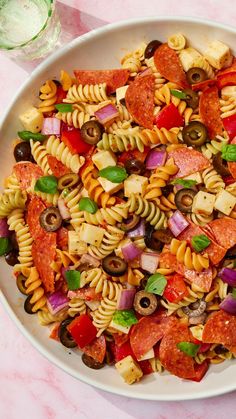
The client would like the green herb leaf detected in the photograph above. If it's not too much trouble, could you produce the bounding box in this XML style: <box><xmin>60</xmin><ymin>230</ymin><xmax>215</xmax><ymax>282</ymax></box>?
<box><xmin>172</xmin><ymin>178</ymin><xmax>197</xmax><ymax>188</ymax></box>
<box><xmin>18</xmin><ymin>131</ymin><xmax>47</xmax><ymax>142</ymax></box>
<box><xmin>34</xmin><ymin>176</ymin><xmax>58</xmax><ymax>194</ymax></box>
<box><xmin>79</xmin><ymin>197</ymin><xmax>98</xmax><ymax>214</ymax></box>
<box><xmin>170</xmin><ymin>89</ymin><xmax>187</xmax><ymax>99</ymax></box>
<box><xmin>0</xmin><ymin>238</ymin><xmax>10</xmax><ymax>256</ymax></box>
<box><xmin>221</xmin><ymin>144</ymin><xmax>236</xmax><ymax>161</ymax></box>
<box><xmin>191</xmin><ymin>234</ymin><xmax>211</xmax><ymax>253</ymax></box>
<box><xmin>65</xmin><ymin>270</ymin><xmax>81</xmax><ymax>290</ymax></box>
<box><xmin>55</xmin><ymin>103</ymin><xmax>73</xmax><ymax>113</ymax></box>
<box><xmin>232</xmin><ymin>288</ymin><xmax>236</xmax><ymax>298</ymax></box>
<box><xmin>99</xmin><ymin>166</ymin><xmax>128</xmax><ymax>183</ymax></box>
<box><xmin>145</xmin><ymin>273</ymin><xmax>167</xmax><ymax>295</ymax></box>
<box><xmin>177</xmin><ymin>342</ymin><xmax>200</xmax><ymax>357</ymax></box>
<box><xmin>113</xmin><ymin>309</ymin><xmax>138</xmax><ymax>327</ymax></box>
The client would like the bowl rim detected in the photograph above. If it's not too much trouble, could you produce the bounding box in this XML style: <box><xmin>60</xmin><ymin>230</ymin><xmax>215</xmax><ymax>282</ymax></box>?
<box><xmin>1</xmin><ymin>15</ymin><xmax>236</xmax><ymax>401</ymax></box>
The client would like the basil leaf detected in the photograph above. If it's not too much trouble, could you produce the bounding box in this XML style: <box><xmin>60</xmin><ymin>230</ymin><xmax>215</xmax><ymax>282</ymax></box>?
<box><xmin>177</xmin><ymin>342</ymin><xmax>200</xmax><ymax>357</ymax></box>
<box><xmin>113</xmin><ymin>309</ymin><xmax>138</xmax><ymax>327</ymax></box>
<box><xmin>79</xmin><ymin>197</ymin><xmax>98</xmax><ymax>214</ymax></box>
<box><xmin>99</xmin><ymin>166</ymin><xmax>128</xmax><ymax>183</ymax></box>
<box><xmin>221</xmin><ymin>144</ymin><xmax>236</xmax><ymax>161</ymax></box>
<box><xmin>170</xmin><ymin>89</ymin><xmax>187</xmax><ymax>99</ymax></box>
<box><xmin>65</xmin><ymin>270</ymin><xmax>81</xmax><ymax>290</ymax></box>
<box><xmin>34</xmin><ymin>176</ymin><xmax>58</xmax><ymax>194</ymax></box>
<box><xmin>55</xmin><ymin>103</ymin><xmax>73</xmax><ymax>113</ymax></box>
<box><xmin>191</xmin><ymin>234</ymin><xmax>211</xmax><ymax>253</ymax></box>
<box><xmin>0</xmin><ymin>238</ymin><xmax>10</xmax><ymax>256</ymax></box>
<box><xmin>145</xmin><ymin>273</ymin><xmax>167</xmax><ymax>295</ymax></box>
<box><xmin>18</xmin><ymin>131</ymin><xmax>47</xmax><ymax>142</ymax></box>
<box><xmin>172</xmin><ymin>178</ymin><xmax>197</xmax><ymax>188</ymax></box>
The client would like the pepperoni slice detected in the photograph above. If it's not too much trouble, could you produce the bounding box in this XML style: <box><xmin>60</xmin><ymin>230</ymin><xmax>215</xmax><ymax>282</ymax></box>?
<box><xmin>67</xmin><ymin>287</ymin><xmax>102</xmax><ymax>301</ymax></box>
<box><xmin>199</xmin><ymin>86</ymin><xmax>224</xmax><ymax>140</ymax></box>
<box><xmin>207</xmin><ymin>217</ymin><xmax>236</xmax><ymax>250</ymax></box>
<box><xmin>13</xmin><ymin>162</ymin><xmax>43</xmax><ymax>190</ymax></box>
<box><xmin>202</xmin><ymin>310</ymin><xmax>236</xmax><ymax>348</ymax></box>
<box><xmin>47</xmin><ymin>156</ymin><xmax>70</xmax><ymax>177</ymax></box>
<box><xmin>168</xmin><ymin>147</ymin><xmax>210</xmax><ymax>178</ymax></box>
<box><xmin>82</xmin><ymin>335</ymin><xmax>106</xmax><ymax>364</ymax></box>
<box><xmin>159</xmin><ymin>318</ymin><xmax>195</xmax><ymax>379</ymax></box>
<box><xmin>130</xmin><ymin>316</ymin><xmax>166</xmax><ymax>360</ymax></box>
<box><xmin>74</xmin><ymin>69</ymin><xmax>130</xmax><ymax>94</ymax></box>
<box><xmin>154</xmin><ymin>43</ymin><xmax>189</xmax><ymax>88</ymax></box>
<box><xmin>192</xmin><ymin>79</ymin><xmax>216</xmax><ymax>91</ymax></box>
<box><xmin>227</xmin><ymin>137</ymin><xmax>236</xmax><ymax>179</ymax></box>
<box><xmin>125</xmin><ymin>74</ymin><xmax>155</xmax><ymax>129</ymax></box>
<box><xmin>26</xmin><ymin>196</ymin><xmax>47</xmax><ymax>240</ymax></box>
<box><xmin>32</xmin><ymin>233</ymin><xmax>56</xmax><ymax>293</ymax></box>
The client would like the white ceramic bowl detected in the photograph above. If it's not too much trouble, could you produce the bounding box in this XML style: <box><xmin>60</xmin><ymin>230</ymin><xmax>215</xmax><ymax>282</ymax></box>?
<box><xmin>1</xmin><ymin>17</ymin><xmax>236</xmax><ymax>401</ymax></box>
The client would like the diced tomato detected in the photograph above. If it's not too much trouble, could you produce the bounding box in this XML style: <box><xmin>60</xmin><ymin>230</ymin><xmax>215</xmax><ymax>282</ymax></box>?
<box><xmin>192</xmin><ymin>79</ymin><xmax>216</xmax><ymax>91</ymax></box>
<box><xmin>49</xmin><ymin>322</ymin><xmax>60</xmax><ymax>341</ymax></box>
<box><xmin>55</xmin><ymin>86</ymin><xmax>67</xmax><ymax>104</ymax></box>
<box><xmin>114</xmin><ymin>341</ymin><xmax>136</xmax><ymax>362</ymax></box>
<box><xmin>188</xmin><ymin>361</ymin><xmax>209</xmax><ymax>382</ymax></box>
<box><xmin>223</xmin><ymin>175</ymin><xmax>235</xmax><ymax>185</ymax></box>
<box><xmin>47</xmin><ymin>155</ymin><xmax>70</xmax><ymax>177</ymax></box>
<box><xmin>223</xmin><ymin>114</ymin><xmax>236</xmax><ymax>140</ymax></box>
<box><xmin>163</xmin><ymin>274</ymin><xmax>189</xmax><ymax>303</ymax></box>
<box><xmin>67</xmin><ymin>314</ymin><xmax>97</xmax><ymax>348</ymax></box>
<box><xmin>61</xmin><ymin>126</ymin><xmax>92</xmax><ymax>155</ymax></box>
<box><xmin>217</xmin><ymin>58</ymin><xmax>236</xmax><ymax>76</ymax></box>
<box><xmin>217</xmin><ymin>71</ymin><xmax>236</xmax><ymax>90</ymax></box>
<box><xmin>82</xmin><ymin>335</ymin><xmax>106</xmax><ymax>363</ymax></box>
<box><xmin>56</xmin><ymin>227</ymin><xmax>68</xmax><ymax>250</ymax></box>
<box><xmin>118</xmin><ymin>147</ymin><xmax>149</xmax><ymax>165</ymax></box>
<box><xmin>138</xmin><ymin>360</ymin><xmax>153</xmax><ymax>375</ymax></box>
<box><xmin>154</xmin><ymin>103</ymin><xmax>184</xmax><ymax>130</ymax></box>
<box><xmin>198</xmin><ymin>343</ymin><xmax>211</xmax><ymax>353</ymax></box>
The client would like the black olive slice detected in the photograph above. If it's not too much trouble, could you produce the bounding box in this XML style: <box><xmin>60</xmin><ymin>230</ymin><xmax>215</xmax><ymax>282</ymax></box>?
<box><xmin>182</xmin><ymin>121</ymin><xmax>208</xmax><ymax>147</ymax></box>
<box><xmin>182</xmin><ymin>89</ymin><xmax>199</xmax><ymax>110</ymax></box>
<box><xmin>212</xmin><ymin>152</ymin><xmax>230</xmax><ymax>177</ymax></box>
<box><xmin>214</xmin><ymin>344</ymin><xmax>229</xmax><ymax>355</ymax></box>
<box><xmin>102</xmin><ymin>255</ymin><xmax>128</xmax><ymax>277</ymax></box>
<box><xmin>58</xmin><ymin>173</ymin><xmax>80</xmax><ymax>190</ymax></box>
<box><xmin>59</xmin><ymin>318</ymin><xmax>77</xmax><ymax>348</ymax></box>
<box><xmin>124</xmin><ymin>159</ymin><xmax>145</xmax><ymax>175</ymax></box>
<box><xmin>144</xmin><ymin>40</ymin><xmax>162</xmax><ymax>59</ymax></box>
<box><xmin>82</xmin><ymin>353</ymin><xmax>105</xmax><ymax>369</ymax></box>
<box><xmin>119</xmin><ymin>214</ymin><xmax>140</xmax><ymax>231</ymax></box>
<box><xmin>174</xmin><ymin>188</ymin><xmax>197</xmax><ymax>213</ymax></box>
<box><xmin>24</xmin><ymin>295</ymin><xmax>36</xmax><ymax>314</ymax></box>
<box><xmin>14</xmin><ymin>142</ymin><xmax>33</xmax><ymax>162</ymax></box>
<box><xmin>225</xmin><ymin>244</ymin><xmax>236</xmax><ymax>259</ymax></box>
<box><xmin>151</xmin><ymin>228</ymin><xmax>174</xmax><ymax>245</ymax></box>
<box><xmin>133</xmin><ymin>290</ymin><xmax>158</xmax><ymax>316</ymax></box>
<box><xmin>161</xmin><ymin>184</ymin><xmax>174</xmax><ymax>197</ymax></box>
<box><xmin>81</xmin><ymin>120</ymin><xmax>104</xmax><ymax>145</ymax></box>
<box><xmin>16</xmin><ymin>274</ymin><xmax>28</xmax><ymax>295</ymax></box>
<box><xmin>5</xmin><ymin>250</ymin><xmax>19</xmax><ymax>266</ymax></box>
<box><xmin>39</xmin><ymin>207</ymin><xmax>62</xmax><ymax>232</ymax></box>
<box><xmin>186</xmin><ymin>67</ymin><xmax>207</xmax><ymax>85</ymax></box>
<box><xmin>182</xmin><ymin>300</ymin><xmax>207</xmax><ymax>317</ymax></box>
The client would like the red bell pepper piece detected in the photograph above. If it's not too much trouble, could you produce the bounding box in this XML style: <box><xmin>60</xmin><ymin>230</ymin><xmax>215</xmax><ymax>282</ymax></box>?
<box><xmin>82</xmin><ymin>335</ymin><xmax>106</xmax><ymax>364</ymax></box>
<box><xmin>217</xmin><ymin>72</ymin><xmax>236</xmax><ymax>90</ymax></box>
<box><xmin>198</xmin><ymin>343</ymin><xmax>211</xmax><ymax>353</ymax></box>
<box><xmin>217</xmin><ymin>57</ymin><xmax>236</xmax><ymax>76</ymax></box>
<box><xmin>56</xmin><ymin>86</ymin><xmax>67</xmax><ymax>104</ymax></box>
<box><xmin>223</xmin><ymin>114</ymin><xmax>236</xmax><ymax>140</ymax></box>
<box><xmin>114</xmin><ymin>341</ymin><xmax>135</xmax><ymax>362</ymax></box>
<box><xmin>118</xmin><ymin>147</ymin><xmax>149</xmax><ymax>165</ymax></box>
<box><xmin>67</xmin><ymin>314</ymin><xmax>97</xmax><ymax>348</ymax></box>
<box><xmin>154</xmin><ymin>103</ymin><xmax>184</xmax><ymax>130</ymax></box>
<box><xmin>61</xmin><ymin>126</ymin><xmax>92</xmax><ymax>155</ymax></box>
<box><xmin>49</xmin><ymin>322</ymin><xmax>60</xmax><ymax>341</ymax></box>
<box><xmin>138</xmin><ymin>360</ymin><xmax>153</xmax><ymax>375</ymax></box>
<box><xmin>192</xmin><ymin>79</ymin><xmax>216</xmax><ymax>91</ymax></box>
<box><xmin>223</xmin><ymin>175</ymin><xmax>236</xmax><ymax>185</ymax></box>
<box><xmin>188</xmin><ymin>361</ymin><xmax>209</xmax><ymax>382</ymax></box>
<box><xmin>163</xmin><ymin>273</ymin><xmax>189</xmax><ymax>303</ymax></box>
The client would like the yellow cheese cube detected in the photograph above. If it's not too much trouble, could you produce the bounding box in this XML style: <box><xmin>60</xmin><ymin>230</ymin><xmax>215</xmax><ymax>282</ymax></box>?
<box><xmin>204</xmin><ymin>40</ymin><xmax>232</xmax><ymax>70</ymax></box>
<box><xmin>109</xmin><ymin>320</ymin><xmax>131</xmax><ymax>334</ymax></box>
<box><xmin>137</xmin><ymin>348</ymin><xmax>154</xmax><ymax>361</ymax></box>
<box><xmin>214</xmin><ymin>190</ymin><xmax>236</xmax><ymax>215</ymax></box>
<box><xmin>68</xmin><ymin>231</ymin><xmax>88</xmax><ymax>255</ymax></box>
<box><xmin>97</xmin><ymin>176</ymin><xmax>123</xmax><ymax>194</ymax></box>
<box><xmin>183</xmin><ymin>172</ymin><xmax>203</xmax><ymax>185</ymax></box>
<box><xmin>179</xmin><ymin>47</ymin><xmax>202</xmax><ymax>72</ymax></box>
<box><xmin>116</xmin><ymin>85</ymin><xmax>129</xmax><ymax>104</ymax></box>
<box><xmin>124</xmin><ymin>174</ymin><xmax>148</xmax><ymax>198</ymax></box>
<box><xmin>115</xmin><ymin>355</ymin><xmax>143</xmax><ymax>385</ymax></box>
<box><xmin>80</xmin><ymin>223</ymin><xmax>104</xmax><ymax>247</ymax></box>
<box><xmin>92</xmin><ymin>150</ymin><xmax>117</xmax><ymax>171</ymax></box>
<box><xmin>192</xmin><ymin>191</ymin><xmax>215</xmax><ymax>215</ymax></box>
<box><xmin>19</xmin><ymin>106</ymin><xmax>44</xmax><ymax>133</ymax></box>
<box><xmin>221</xmin><ymin>86</ymin><xmax>236</xmax><ymax>99</ymax></box>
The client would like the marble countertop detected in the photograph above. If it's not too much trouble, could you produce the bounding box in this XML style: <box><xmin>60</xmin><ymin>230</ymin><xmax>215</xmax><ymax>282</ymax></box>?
<box><xmin>1</xmin><ymin>1</ymin><xmax>236</xmax><ymax>418</ymax></box>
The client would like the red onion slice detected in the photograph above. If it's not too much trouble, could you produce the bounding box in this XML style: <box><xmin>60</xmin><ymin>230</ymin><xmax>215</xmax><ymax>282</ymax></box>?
<box><xmin>0</xmin><ymin>218</ymin><xmax>10</xmax><ymax>238</ymax></box>
<box><xmin>94</xmin><ymin>104</ymin><xmax>119</xmax><ymax>125</ymax></box>
<box><xmin>146</xmin><ymin>149</ymin><xmax>167</xmax><ymax>170</ymax></box>
<box><xmin>121</xmin><ymin>242</ymin><xmax>143</xmax><ymax>261</ymax></box>
<box><xmin>141</xmin><ymin>252</ymin><xmax>159</xmax><ymax>273</ymax></box>
<box><xmin>47</xmin><ymin>291</ymin><xmax>69</xmax><ymax>315</ymax></box>
<box><xmin>42</xmin><ymin>117</ymin><xmax>61</xmax><ymax>135</ymax></box>
<box><xmin>218</xmin><ymin>267</ymin><xmax>236</xmax><ymax>286</ymax></box>
<box><xmin>168</xmin><ymin>210</ymin><xmax>189</xmax><ymax>237</ymax></box>
<box><xmin>117</xmin><ymin>289</ymin><xmax>136</xmax><ymax>310</ymax></box>
<box><xmin>220</xmin><ymin>294</ymin><xmax>236</xmax><ymax>314</ymax></box>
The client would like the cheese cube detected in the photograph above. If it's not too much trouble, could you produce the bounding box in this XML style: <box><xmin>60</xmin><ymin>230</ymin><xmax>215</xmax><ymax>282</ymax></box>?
<box><xmin>124</xmin><ymin>174</ymin><xmax>148</xmax><ymax>198</ymax></box>
<box><xmin>221</xmin><ymin>86</ymin><xmax>236</xmax><ymax>100</ymax></box>
<box><xmin>68</xmin><ymin>231</ymin><xmax>88</xmax><ymax>255</ymax></box>
<box><xmin>19</xmin><ymin>106</ymin><xmax>44</xmax><ymax>133</ymax></box>
<box><xmin>97</xmin><ymin>177</ymin><xmax>122</xmax><ymax>194</ymax></box>
<box><xmin>204</xmin><ymin>40</ymin><xmax>232</xmax><ymax>70</ymax></box>
<box><xmin>115</xmin><ymin>355</ymin><xmax>143</xmax><ymax>385</ymax></box>
<box><xmin>80</xmin><ymin>223</ymin><xmax>104</xmax><ymax>247</ymax></box>
<box><xmin>192</xmin><ymin>191</ymin><xmax>215</xmax><ymax>215</ymax></box>
<box><xmin>116</xmin><ymin>85</ymin><xmax>129</xmax><ymax>104</ymax></box>
<box><xmin>214</xmin><ymin>190</ymin><xmax>236</xmax><ymax>215</ymax></box>
<box><xmin>183</xmin><ymin>172</ymin><xmax>203</xmax><ymax>185</ymax></box>
<box><xmin>179</xmin><ymin>48</ymin><xmax>202</xmax><ymax>72</ymax></box>
<box><xmin>92</xmin><ymin>150</ymin><xmax>117</xmax><ymax>171</ymax></box>
<box><xmin>137</xmin><ymin>348</ymin><xmax>154</xmax><ymax>361</ymax></box>
<box><xmin>109</xmin><ymin>319</ymin><xmax>131</xmax><ymax>334</ymax></box>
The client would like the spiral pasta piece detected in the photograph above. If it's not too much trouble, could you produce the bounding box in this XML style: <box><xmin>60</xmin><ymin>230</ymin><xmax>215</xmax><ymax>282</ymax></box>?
<box><xmin>127</xmin><ymin>194</ymin><xmax>167</xmax><ymax>230</ymax></box>
<box><xmin>117</xmin><ymin>103</ymin><xmax>133</xmax><ymax>122</ymax></box>
<box><xmin>121</xmin><ymin>43</ymin><xmax>146</xmax><ymax>76</ymax></box>
<box><xmin>55</xmin><ymin>108</ymin><xmax>91</xmax><ymax>129</ymax></box>
<box><xmin>38</xmin><ymin>80</ymin><xmax>57</xmax><ymax>113</ymax></box>
<box><xmin>102</xmin><ymin>280</ymin><xmax>123</xmax><ymax>300</ymax></box>
<box><xmin>80</xmin><ymin>162</ymin><xmax>115</xmax><ymax>208</ymax></box>
<box><xmin>0</xmin><ymin>190</ymin><xmax>26</xmax><ymax>217</ymax></box>
<box><xmin>4</xmin><ymin>173</ymin><xmax>20</xmax><ymax>192</ymax></box>
<box><xmin>161</xmin><ymin>286</ymin><xmax>204</xmax><ymax>315</ymax></box>
<box><xmin>220</xmin><ymin>97</ymin><xmax>236</xmax><ymax>119</ymax></box>
<box><xmin>106</xmin><ymin>120</ymin><xmax>131</xmax><ymax>134</ymax></box>
<box><xmin>149</xmin><ymin>358</ymin><xmax>164</xmax><ymax>373</ymax></box>
<box><xmin>187</xmin><ymin>212</ymin><xmax>213</xmax><ymax>227</ymax></box>
<box><xmin>37</xmin><ymin>307</ymin><xmax>68</xmax><ymax>325</ymax></box>
<box><xmin>7</xmin><ymin>209</ymin><xmax>33</xmax><ymax>271</ymax></box>
<box><xmin>156</xmin><ymin>193</ymin><xmax>177</xmax><ymax>212</ymax></box>
<box><xmin>30</xmin><ymin>139</ymin><xmax>52</xmax><ymax>175</ymax></box>
<box><xmin>92</xmin><ymin>297</ymin><xmax>117</xmax><ymax>336</ymax></box>
<box><xmin>64</xmin><ymin>83</ymin><xmax>109</xmax><ymax>104</ymax></box>
<box><xmin>83</xmin><ymin>203</ymin><xmax>128</xmax><ymax>226</ymax></box>
<box><xmin>56</xmin><ymin>249</ymin><xmax>79</xmax><ymax>268</ymax></box>
<box><xmin>68</xmin><ymin>298</ymin><xmax>86</xmax><ymax>317</ymax></box>
<box><xmin>226</xmin><ymin>182</ymin><xmax>236</xmax><ymax>197</ymax></box>
<box><xmin>28</xmin><ymin>179</ymin><xmax>59</xmax><ymax>205</ymax></box>
<box><xmin>80</xmin><ymin>268</ymin><xmax>107</xmax><ymax>293</ymax></box>
<box><xmin>45</xmin><ymin>135</ymin><xmax>85</xmax><ymax>173</ymax></box>
<box><xmin>201</xmin><ymin>135</ymin><xmax>228</xmax><ymax>160</ymax></box>
<box><xmin>145</xmin><ymin>57</ymin><xmax>166</xmax><ymax>89</ymax></box>
<box><xmin>170</xmin><ymin>238</ymin><xmax>209</xmax><ymax>272</ymax></box>
<box><xmin>24</xmin><ymin>267</ymin><xmax>47</xmax><ymax>312</ymax></box>
<box><xmin>202</xmin><ymin>166</ymin><xmax>225</xmax><ymax>193</ymax></box>
<box><xmin>88</xmin><ymin>225</ymin><xmax>124</xmax><ymax>259</ymax></box>
<box><xmin>144</xmin><ymin>158</ymin><xmax>178</xmax><ymax>200</ymax></box>
<box><xmin>167</xmin><ymin>33</ymin><xmax>186</xmax><ymax>51</ymax></box>
<box><xmin>63</xmin><ymin>187</ymin><xmax>84</xmax><ymax>230</ymax></box>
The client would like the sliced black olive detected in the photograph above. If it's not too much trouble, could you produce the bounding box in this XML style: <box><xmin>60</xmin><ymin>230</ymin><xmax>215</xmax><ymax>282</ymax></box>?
<box><xmin>81</xmin><ymin>120</ymin><xmax>104</xmax><ymax>145</ymax></box>
<box><xmin>151</xmin><ymin>228</ymin><xmax>174</xmax><ymax>245</ymax></box>
<box><xmin>58</xmin><ymin>173</ymin><xmax>80</xmax><ymax>190</ymax></box>
<box><xmin>186</xmin><ymin>67</ymin><xmax>207</xmax><ymax>85</ymax></box>
<box><xmin>59</xmin><ymin>318</ymin><xmax>77</xmax><ymax>348</ymax></box>
<box><xmin>213</xmin><ymin>152</ymin><xmax>230</xmax><ymax>177</ymax></box>
<box><xmin>144</xmin><ymin>225</ymin><xmax>173</xmax><ymax>250</ymax></box>
<box><xmin>5</xmin><ymin>250</ymin><xmax>19</xmax><ymax>266</ymax></box>
<box><xmin>182</xmin><ymin>300</ymin><xmax>207</xmax><ymax>317</ymax></box>
<box><xmin>16</xmin><ymin>274</ymin><xmax>28</xmax><ymax>295</ymax></box>
<box><xmin>119</xmin><ymin>98</ymin><xmax>126</xmax><ymax>107</ymax></box>
<box><xmin>52</xmin><ymin>79</ymin><xmax>61</xmax><ymax>87</ymax></box>
<box><xmin>124</xmin><ymin>159</ymin><xmax>145</xmax><ymax>175</ymax></box>
<box><xmin>133</xmin><ymin>290</ymin><xmax>158</xmax><ymax>316</ymax></box>
<box><xmin>9</xmin><ymin>232</ymin><xmax>19</xmax><ymax>251</ymax></box>
<box><xmin>102</xmin><ymin>255</ymin><xmax>128</xmax><ymax>277</ymax></box>
<box><xmin>82</xmin><ymin>353</ymin><xmax>105</xmax><ymax>369</ymax></box>
<box><xmin>39</xmin><ymin>207</ymin><xmax>62</xmax><ymax>232</ymax></box>
<box><xmin>214</xmin><ymin>344</ymin><xmax>229</xmax><ymax>355</ymax></box>
<box><xmin>14</xmin><ymin>142</ymin><xmax>33</xmax><ymax>162</ymax></box>
<box><xmin>182</xmin><ymin>89</ymin><xmax>199</xmax><ymax>110</ymax></box>
<box><xmin>144</xmin><ymin>40</ymin><xmax>162</xmax><ymax>59</ymax></box>
<box><xmin>119</xmin><ymin>214</ymin><xmax>140</xmax><ymax>231</ymax></box>
<box><xmin>182</xmin><ymin>121</ymin><xmax>208</xmax><ymax>147</ymax></box>
<box><xmin>161</xmin><ymin>184</ymin><xmax>174</xmax><ymax>197</ymax></box>
<box><xmin>140</xmin><ymin>277</ymin><xmax>148</xmax><ymax>290</ymax></box>
<box><xmin>174</xmin><ymin>188</ymin><xmax>197</xmax><ymax>213</ymax></box>
<box><xmin>225</xmin><ymin>245</ymin><xmax>236</xmax><ymax>260</ymax></box>
<box><xmin>24</xmin><ymin>295</ymin><xmax>36</xmax><ymax>314</ymax></box>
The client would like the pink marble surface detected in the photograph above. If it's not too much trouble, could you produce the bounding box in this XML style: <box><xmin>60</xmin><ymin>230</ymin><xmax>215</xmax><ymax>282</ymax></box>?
<box><xmin>1</xmin><ymin>1</ymin><xmax>236</xmax><ymax>418</ymax></box>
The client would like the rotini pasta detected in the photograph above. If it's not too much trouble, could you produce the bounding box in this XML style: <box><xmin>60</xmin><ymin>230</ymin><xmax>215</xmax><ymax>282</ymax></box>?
<box><xmin>167</xmin><ymin>33</ymin><xmax>186</xmax><ymax>51</ymax></box>
<box><xmin>202</xmin><ymin>166</ymin><xmax>225</xmax><ymax>193</ymax></box>
<box><xmin>88</xmin><ymin>225</ymin><xmax>124</xmax><ymax>259</ymax></box>
<box><xmin>127</xmin><ymin>194</ymin><xmax>167</xmax><ymax>230</ymax></box>
<box><xmin>143</xmin><ymin>158</ymin><xmax>178</xmax><ymax>200</ymax></box>
<box><xmin>170</xmin><ymin>238</ymin><xmax>209</xmax><ymax>272</ymax></box>
<box><xmin>0</xmin><ymin>190</ymin><xmax>26</xmax><ymax>217</ymax></box>
<box><xmin>45</xmin><ymin>135</ymin><xmax>85</xmax><ymax>173</ymax></box>
<box><xmin>30</xmin><ymin>139</ymin><xmax>52</xmax><ymax>175</ymax></box>
<box><xmin>38</xmin><ymin>80</ymin><xmax>57</xmax><ymax>113</ymax></box>
<box><xmin>68</xmin><ymin>297</ymin><xmax>87</xmax><ymax>317</ymax></box>
<box><xmin>63</xmin><ymin>83</ymin><xmax>109</xmax><ymax>104</ymax></box>
<box><xmin>161</xmin><ymin>286</ymin><xmax>204</xmax><ymax>315</ymax></box>
<box><xmin>23</xmin><ymin>267</ymin><xmax>47</xmax><ymax>312</ymax></box>
<box><xmin>92</xmin><ymin>297</ymin><xmax>117</xmax><ymax>337</ymax></box>
<box><xmin>55</xmin><ymin>108</ymin><xmax>91</xmax><ymax>129</ymax></box>
<box><xmin>80</xmin><ymin>162</ymin><xmax>115</xmax><ymax>208</ymax></box>
<box><xmin>7</xmin><ymin>209</ymin><xmax>33</xmax><ymax>271</ymax></box>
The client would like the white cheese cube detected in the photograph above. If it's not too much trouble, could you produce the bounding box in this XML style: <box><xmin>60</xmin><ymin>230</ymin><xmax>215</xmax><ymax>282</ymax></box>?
<box><xmin>137</xmin><ymin>348</ymin><xmax>154</xmax><ymax>361</ymax></box>
<box><xmin>116</xmin><ymin>85</ymin><xmax>129</xmax><ymax>104</ymax></box>
<box><xmin>179</xmin><ymin>48</ymin><xmax>202</xmax><ymax>72</ymax></box>
<box><xmin>92</xmin><ymin>150</ymin><xmax>117</xmax><ymax>171</ymax></box>
<box><xmin>68</xmin><ymin>231</ymin><xmax>88</xmax><ymax>255</ymax></box>
<box><xmin>97</xmin><ymin>177</ymin><xmax>123</xmax><ymax>194</ymax></box>
<box><xmin>19</xmin><ymin>106</ymin><xmax>44</xmax><ymax>133</ymax></box>
<box><xmin>124</xmin><ymin>174</ymin><xmax>148</xmax><ymax>198</ymax></box>
<box><xmin>192</xmin><ymin>191</ymin><xmax>215</xmax><ymax>215</ymax></box>
<box><xmin>214</xmin><ymin>190</ymin><xmax>236</xmax><ymax>215</ymax></box>
<box><xmin>204</xmin><ymin>40</ymin><xmax>233</xmax><ymax>70</ymax></box>
<box><xmin>115</xmin><ymin>355</ymin><xmax>143</xmax><ymax>385</ymax></box>
<box><xmin>110</xmin><ymin>319</ymin><xmax>131</xmax><ymax>334</ymax></box>
<box><xmin>221</xmin><ymin>86</ymin><xmax>236</xmax><ymax>100</ymax></box>
<box><xmin>183</xmin><ymin>172</ymin><xmax>203</xmax><ymax>185</ymax></box>
<box><xmin>190</xmin><ymin>325</ymin><xmax>204</xmax><ymax>342</ymax></box>
<box><xmin>80</xmin><ymin>223</ymin><xmax>104</xmax><ymax>247</ymax></box>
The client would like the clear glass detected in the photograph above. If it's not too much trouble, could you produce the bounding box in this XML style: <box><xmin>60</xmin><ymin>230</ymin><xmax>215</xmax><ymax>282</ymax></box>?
<box><xmin>0</xmin><ymin>0</ymin><xmax>61</xmax><ymax>60</ymax></box>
